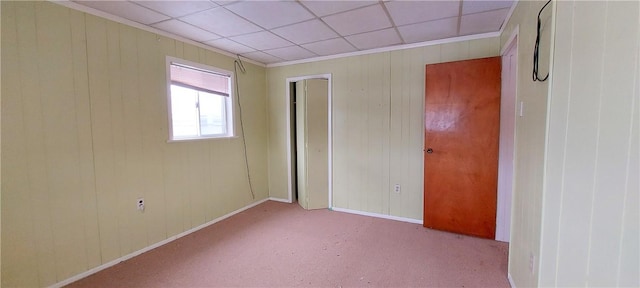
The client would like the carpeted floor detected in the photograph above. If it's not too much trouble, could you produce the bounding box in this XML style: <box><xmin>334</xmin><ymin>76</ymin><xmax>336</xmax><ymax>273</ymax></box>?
<box><xmin>67</xmin><ymin>200</ymin><xmax>510</xmax><ymax>287</ymax></box>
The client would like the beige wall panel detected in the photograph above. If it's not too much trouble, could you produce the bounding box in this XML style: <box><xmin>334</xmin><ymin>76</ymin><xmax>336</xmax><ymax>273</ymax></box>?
<box><xmin>408</xmin><ymin>48</ymin><xmax>427</xmax><ymax>218</ymax></box>
<box><xmin>137</xmin><ymin>32</ymin><xmax>170</xmax><ymax>245</ymax></box>
<box><xmin>1</xmin><ymin>2</ymin><xmax>40</xmax><ymax>286</ymax></box>
<box><xmin>163</xmin><ymin>144</ymin><xmax>189</xmax><ymax>236</ymax></box>
<box><xmin>85</xmin><ymin>14</ymin><xmax>122</xmax><ymax>264</ymax></box>
<box><xmin>119</xmin><ymin>25</ymin><xmax>146</xmax><ymax>253</ymax></box>
<box><xmin>16</xmin><ymin>3</ymin><xmax>58</xmax><ymax>285</ymax></box>
<box><xmin>499</xmin><ymin>1</ymin><xmax>553</xmax><ymax>286</ymax></box>
<box><xmin>176</xmin><ymin>145</ymin><xmax>193</xmax><ymax>232</ymax></box>
<box><xmin>421</xmin><ymin>45</ymin><xmax>441</xmax><ymax>65</ymax></box>
<box><xmin>214</xmin><ymin>141</ymin><xmax>235</xmax><ymax>214</ymax></box>
<box><xmin>469</xmin><ymin>38</ymin><xmax>501</xmax><ymax>59</ymax></box>
<box><xmin>328</xmin><ymin>61</ymin><xmax>347</xmax><ymax>208</ymax></box>
<box><xmin>388</xmin><ymin>51</ymin><xmax>404</xmax><ymax>217</ymax></box>
<box><xmin>541</xmin><ymin>1</ymin><xmax>640</xmax><ymax>286</ymax></box>
<box><xmin>586</xmin><ymin>2</ymin><xmax>638</xmax><ymax>285</ymax></box>
<box><xmin>224</xmin><ymin>141</ymin><xmax>250</xmax><ymax>212</ymax></box>
<box><xmin>69</xmin><ymin>9</ymin><xmax>102</xmax><ymax>270</ymax></box>
<box><xmin>345</xmin><ymin>56</ymin><xmax>365</xmax><ymax>211</ymax></box>
<box><xmin>0</xmin><ymin>0</ymin><xmax>2</xmax><ymax>283</ymax></box>
<box><xmin>619</xmin><ymin>77</ymin><xmax>639</xmax><ymax>286</ymax></box>
<box><xmin>266</xmin><ymin>67</ymin><xmax>290</xmax><ymax>201</ymax></box>
<box><xmin>441</xmin><ymin>41</ymin><xmax>470</xmax><ymax>63</ymax></box>
<box><xmin>206</xmin><ymin>143</ymin><xmax>222</xmax><ymax>220</ymax></box>
<box><xmin>555</xmin><ymin>3</ymin><xmax>606</xmax><ymax>284</ymax></box>
<box><xmin>240</xmin><ymin>63</ymin><xmax>270</xmax><ymax>201</ymax></box>
<box><xmin>104</xmin><ymin>20</ymin><xmax>133</xmax><ymax>257</ymax></box>
<box><xmin>389</xmin><ymin>48</ymin><xmax>424</xmax><ymax>219</ymax></box>
<box><xmin>267</xmin><ymin>37</ymin><xmax>500</xmax><ymax>221</ymax></box>
<box><xmin>193</xmin><ymin>142</ymin><xmax>212</xmax><ymax>227</ymax></box>
<box><xmin>0</xmin><ymin>0</ymin><xmax>2</xmax><ymax>285</ymax></box>
<box><xmin>2</xmin><ymin>2</ymin><xmax>269</xmax><ymax>286</ymax></box>
<box><xmin>538</xmin><ymin>1</ymin><xmax>573</xmax><ymax>285</ymax></box>
<box><xmin>175</xmin><ymin>40</ymin><xmax>184</xmax><ymax>58</ymax></box>
<box><xmin>363</xmin><ymin>54</ymin><xmax>390</xmax><ymax>214</ymax></box>
<box><xmin>35</xmin><ymin>2</ymin><xmax>88</xmax><ymax>280</ymax></box>
<box><xmin>556</xmin><ymin>2</ymin><xmax>607</xmax><ymax>286</ymax></box>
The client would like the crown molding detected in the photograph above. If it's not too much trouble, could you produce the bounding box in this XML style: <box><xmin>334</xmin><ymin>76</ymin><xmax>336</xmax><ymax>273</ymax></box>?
<box><xmin>267</xmin><ymin>31</ymin><xmax>501</xmax><ymax>68</ymax></box>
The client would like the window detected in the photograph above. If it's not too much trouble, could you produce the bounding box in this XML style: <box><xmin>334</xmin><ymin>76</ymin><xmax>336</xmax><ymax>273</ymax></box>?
<box><xmin>167</xmin><ymin>58</ymin><xmax>234</xmax><ymax>141</ymax></box>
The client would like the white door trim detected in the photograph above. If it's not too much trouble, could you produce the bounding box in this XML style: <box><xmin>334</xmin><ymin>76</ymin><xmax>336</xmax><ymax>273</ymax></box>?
<box><xmin>496</xmin><ymin>26</ymin><xmax>519</xmax><ymax>242</ymax></box>
<box><xmin>285</xmin><ymin>74</ymin><xmax>333</xmax><ymax>208</ymax></box>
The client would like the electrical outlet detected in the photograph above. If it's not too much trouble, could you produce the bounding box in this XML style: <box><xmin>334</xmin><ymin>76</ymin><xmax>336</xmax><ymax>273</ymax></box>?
<box><xmin>137</xmin><ymin>198</ymin><xmax>145</xmax><ymax>212</ymax></box>
<box><xmin>394</xmin><ymin>184</ymin><xmax>401</xmax><ymax>194</ymax></box>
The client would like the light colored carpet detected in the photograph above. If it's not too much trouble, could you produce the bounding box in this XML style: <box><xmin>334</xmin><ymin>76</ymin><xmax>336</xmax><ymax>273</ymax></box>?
<box><xmin>67</xmin><ymin>201</ymin><xmax>510</xmax><ymax>287</ymax></box>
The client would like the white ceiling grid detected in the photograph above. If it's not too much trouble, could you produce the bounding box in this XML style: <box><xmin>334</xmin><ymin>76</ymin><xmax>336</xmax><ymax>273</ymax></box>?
<box><xmin>74</xmin><ymin>0</ymin><xmax>514</xmax><ymax>65</ymax></box>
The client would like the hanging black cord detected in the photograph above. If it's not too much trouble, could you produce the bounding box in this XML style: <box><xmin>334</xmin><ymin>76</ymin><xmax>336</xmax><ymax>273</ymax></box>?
<box><xmin>234</xmin><ymin>55</ymin><xmax>255</xmax><ymax>200</ymax></box>
<box><xmin>533</xmin><ymin>0</ymin><xmax>552</xmax><ymax>82</ymax></box>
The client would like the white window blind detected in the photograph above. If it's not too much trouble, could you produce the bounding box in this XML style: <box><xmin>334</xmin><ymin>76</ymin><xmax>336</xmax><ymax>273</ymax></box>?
<box><xmin>170</xmin><ymin>63</ymin><xmax>230</xmax><ymax>97</ymax></box>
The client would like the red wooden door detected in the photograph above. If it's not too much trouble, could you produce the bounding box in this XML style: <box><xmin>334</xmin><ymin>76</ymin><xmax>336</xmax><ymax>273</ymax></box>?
<box><xmin>423</xmin><ymin>57</ymin><xmax>501</xmax><ymax>239</ymax></box>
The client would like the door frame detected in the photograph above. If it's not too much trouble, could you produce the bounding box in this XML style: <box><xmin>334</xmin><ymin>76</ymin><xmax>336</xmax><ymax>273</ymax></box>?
<box><xmin>496</xmin><ymin>26</ymin><xmax>519</xmax><ymax>242</ymax></box>
<box><xmin>285</xmin><ymin>74</ymin><xmax>333</xmax><ymax>208</ymax></box>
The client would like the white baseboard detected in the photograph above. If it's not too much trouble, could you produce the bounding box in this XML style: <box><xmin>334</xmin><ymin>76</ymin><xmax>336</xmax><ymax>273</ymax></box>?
<box><xmin>508</xmin><ymin>273</ymin><xmax>516</xmax><ymax>288</ymax></box>
<box><xmin>330</xmin><ymin>207</ymin><xmax>423</xmax><ymax>225</ymax></box>
<box><xmin>49</xmin><ymin>198</ymin><xmax>270</xmax><ymax>288</ymax></box>
<box><xmin>269</xmin><ymin>197</ymin><xmax>292</xmax><ymax>203</ymax></box>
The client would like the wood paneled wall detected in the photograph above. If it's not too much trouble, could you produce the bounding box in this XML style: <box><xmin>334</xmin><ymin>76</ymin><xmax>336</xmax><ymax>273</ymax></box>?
<box><xmin>502</xmin><ymin>1</ymin><xmax>640</xmax><ymax>286</ymax></box>
<box><xmin>540</xmin><ymin>1</ymin><xmax>639</xmax><ymax>286</ymax></box>
<box><xmin>1</xmin><ymin>2</ymin><xmax>268</xmax><ymax>287</ymax></box>
<box><xmin>498</xmin><ymin>1</ymin><xmax>553</xmax><ymax>286</ymax></box>
<box><xmin>267</xmin><ymin>38</ymin><xmax>500</xmax><ymax>220</ymax></box>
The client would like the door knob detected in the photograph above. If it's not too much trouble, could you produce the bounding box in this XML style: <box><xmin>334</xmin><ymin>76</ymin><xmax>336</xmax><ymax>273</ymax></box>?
<box><xmin>426</xmin><ymin>148</ymin><xmax>433</xmax><ymax>154</ymax></box>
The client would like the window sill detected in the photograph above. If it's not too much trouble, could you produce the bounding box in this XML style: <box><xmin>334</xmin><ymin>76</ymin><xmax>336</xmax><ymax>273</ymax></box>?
<box><xmin>167</xmin><ymin>135</ymin><xmax>239</xmax><ymax>143</ymax></box>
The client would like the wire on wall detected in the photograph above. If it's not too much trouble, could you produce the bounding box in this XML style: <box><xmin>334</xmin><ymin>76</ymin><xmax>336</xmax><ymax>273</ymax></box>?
<box><xmin>234</xmin><ymin>55</ymin><xmax>255</xmax><ymax>200</ymax></box>
<box><xmin>533</xmin><ymin>0</ymin><xmax>552</xmax><ymax>82</ymax></box>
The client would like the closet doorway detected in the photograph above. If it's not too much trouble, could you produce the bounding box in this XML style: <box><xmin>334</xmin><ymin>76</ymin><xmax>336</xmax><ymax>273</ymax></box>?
<box><xmin>286</xmin><ymin>75</ymin><xmax>332</xmax><ymax>210</ymax></box>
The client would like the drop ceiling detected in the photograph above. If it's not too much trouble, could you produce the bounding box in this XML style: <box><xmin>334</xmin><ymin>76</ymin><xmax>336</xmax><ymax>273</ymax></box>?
<box><xmin>71</xmin><ymin>0</ymin><xmax>515</xmax><ymax>65</ymax></box>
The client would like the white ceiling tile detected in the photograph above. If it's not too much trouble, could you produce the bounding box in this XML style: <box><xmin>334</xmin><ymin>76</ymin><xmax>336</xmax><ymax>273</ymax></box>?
<box><xmin>75</xmin><ymin>0</ymin><xmax>515</xmax><ymax>64</ymax></box>
<box><xmin>322</xmin><ymin>4</ymin><xmax>392</xmax><ymax>36</ymax></box>
<box><xmin>398</xmin><ymin>17</ymin><xmax>459</xmax><ymax>43</ymax></box>
<box><xmin>346</xmin><ymin>28</ymin><xmax>402</xmax><ymax>50</ymax></box>
<box><xmin>462</xmin><ymin>0</ymin><xmax>514</xmax><ymax>15</ymax></box>
<box><xmin>204</xmin><ymin>38</ymin><xmax>255</xmax><ymax>54</ymax></box>
<box><xmin>230</xmin><ymin>31</ymin><xmax>293</xmax><ymax>50</ymax></box>
<box><xmin>241</xmin><ymin>51</ymin><xmax>283</xmax><ymax>64</ymax></box>
<box><xmin>225</xmin><ymin>1</ymin><xmax>314</xmax><ymax>29</ymax></box>
<box><xmin>76</xmin><ymin>1</ymin><xmax>169</xmax><ymax>24</ymax></box>
<box><xmin>263</xmin><ymin>46</ymin><xmax>317</xmax><ymax>61</ymax></box>
<box><xmin>301</xmin><ymin>38</ymin><xmax>357</xmax><ymax>56</ymax></box>
<box><xmin>272</xmin><ymin>20</ymin><xmax>338</xmax><ymax>45</ymax></box>
<box><xmin>133</xmin><ymin>1</ymin><xmax>218</xmax><ymax>18</ymax></box>
<box><xmin>385</xmin><ymin>1</ymin><xmax>461</xmax><ymax>26</ymax></box>
<box><xmin>180</xmin><ymin>7</ymin><xmax>262</xmax><ymax>37</ymax></box>
<box><xmin>152</xmin><ymin>20</ymin><xmax>221</xmax><ymax>42</ymax></box>
<box><xmin>301</xmin><ymin>0</ymin><xmax>378</xmax><ymax>17</ymax></box>
<box><xmin>459</xmin><ymin>8</ymin><xmax>509</xmax><ymax>35</ymax></box>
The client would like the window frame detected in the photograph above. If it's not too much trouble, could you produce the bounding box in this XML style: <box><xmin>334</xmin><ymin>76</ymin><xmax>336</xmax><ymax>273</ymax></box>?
<box><xmin>166</xmin><ymin>56</ymin><xmax>235</xmax><ymax>142</ymax></box>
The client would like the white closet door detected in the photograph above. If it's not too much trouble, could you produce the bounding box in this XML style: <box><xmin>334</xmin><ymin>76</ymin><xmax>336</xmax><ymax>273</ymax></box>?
<box><xmin>305</xmin><ymin>79</ymin><xmax>329</xmax><ymax>210</ymax></box>
<box><xmin>295</xmin><ymin>80</ymin><xmax>308</xmax><ymax>209</ymax></box>
<box><xmin>296</xmin><ymin>79</ymin><xmax>328</xmax><ymax>210</ymax></box>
